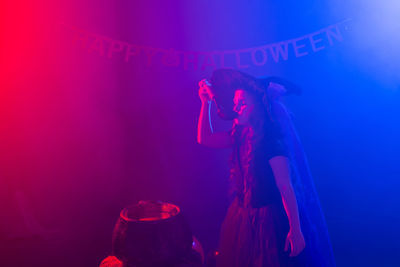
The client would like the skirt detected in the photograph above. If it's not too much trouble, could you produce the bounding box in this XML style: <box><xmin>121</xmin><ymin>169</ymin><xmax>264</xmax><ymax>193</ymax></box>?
<box><xmin>216</xmin><ymin>197</ymin><xmax>306</xmax><ymax>267</ymax></box>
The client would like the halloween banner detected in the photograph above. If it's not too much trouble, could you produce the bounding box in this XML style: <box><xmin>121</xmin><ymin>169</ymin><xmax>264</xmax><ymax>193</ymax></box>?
<box><xmin>63</xmin><ymin>19</ymin><xmax>350</xmax><ymax>70</ymax></box>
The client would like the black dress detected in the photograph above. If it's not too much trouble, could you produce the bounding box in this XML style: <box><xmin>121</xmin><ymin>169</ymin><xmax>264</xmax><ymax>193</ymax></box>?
<box><xmin>216</xmin><ymin>124</ymin><xmax>309</xmax><ymax>267</ymax></box>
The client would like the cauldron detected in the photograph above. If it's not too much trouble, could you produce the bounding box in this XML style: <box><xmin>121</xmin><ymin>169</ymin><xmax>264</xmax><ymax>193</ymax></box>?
<box><xmin>112</xmin><ymin>201</ymin><xmax>193</xmax><ymax>267</ymax></box>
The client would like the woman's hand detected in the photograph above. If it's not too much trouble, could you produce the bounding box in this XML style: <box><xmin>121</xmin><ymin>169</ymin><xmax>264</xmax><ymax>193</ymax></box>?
<box><xmin>284</xmin><ymin>228</ymin><xmax>306</xmax><ymax>257</ymax></box>
<box><xmin>198</xmin><ymin>79</ymin><xmax>213</xmax><ymax>103</ymax></box>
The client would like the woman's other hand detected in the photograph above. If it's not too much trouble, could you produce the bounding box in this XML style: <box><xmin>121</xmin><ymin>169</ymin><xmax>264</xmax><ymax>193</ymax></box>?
<box><xmin>284</xmin><ymin>228</ymin><xmax>306</xmax><ymax>257</ymax></box>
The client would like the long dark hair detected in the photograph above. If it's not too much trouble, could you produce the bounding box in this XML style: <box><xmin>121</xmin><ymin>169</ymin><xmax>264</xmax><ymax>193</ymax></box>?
<box><xmin>210</xmin><ymin>69</ymin><xmax>283</xmax><ymax>201</ymax></box>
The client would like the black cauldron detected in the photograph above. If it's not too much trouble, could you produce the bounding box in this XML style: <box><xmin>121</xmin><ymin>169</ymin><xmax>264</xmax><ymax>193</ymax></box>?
<box><xmin>112</xmin><ymin>201</ymin><xmax>193</xmax><ymax>267</ymax></box>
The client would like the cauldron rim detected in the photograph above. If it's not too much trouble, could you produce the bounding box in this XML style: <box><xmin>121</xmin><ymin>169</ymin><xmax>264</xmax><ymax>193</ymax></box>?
<box><xmin>120</xmin><ymin>200</ymin><xmax>181</xmax><ymax>222</ymax></box>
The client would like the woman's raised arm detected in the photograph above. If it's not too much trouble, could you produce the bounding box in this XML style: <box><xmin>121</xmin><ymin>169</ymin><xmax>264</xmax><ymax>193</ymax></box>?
<box><xmin>197</xmin><ymin>80</ymin><xmax>232</xmax><ymax>148</ymax></box>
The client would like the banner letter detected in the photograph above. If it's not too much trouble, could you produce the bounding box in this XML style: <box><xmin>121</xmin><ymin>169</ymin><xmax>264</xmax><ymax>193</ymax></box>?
<box><xmin>326</xmin><ymin>24</ymin><xmax>343</xmax><ymax>46</ymax></box>
<box><xmin>308</xmin><ymin>32</ymin><xmax>325</xmax><ymax>52</ymax></box>
<box><xmin>250</xmin><ymin>48</ymin><xmax>268</xmax><ymax>66</ymax></box>
<box><xmin>183</xmin><ymin>52</ymin><xmax>199</xmax><ymax>70</ymax></box>
<box><xmin>269</xmin><ymin>42</ymin><xmax>289</xmax><ymax>62</ymax></box>
<box><xmin>71</xmin><ymin>30</ymin><xmax>89</xmax><ymax>48</ymax></box>
<box><xmin>235</xmin><ymin>51</ymin><xmax>249</xmax><ymax>69</ymax></box>
<box><xmin>161</xmin><ymin>49</ymin><xmax>181</xmax><ymax>67</ymax></box>
<box><xmin>218</xmin><ymin>52</ymin><xmax>227</xmax><ymax>68</ymax></box>
<box><xmin>88</xmin><ymin>35</ymin><xmax>106</xmax><ymax>56</ymax></box>
<box><xmin>201</xmin><ymin>53</ymin><xmax>217</xmax><ymax>70</ymax></box>
<box><xmin>292</xmin><ymin>37</ymin><xmax>309</xmax><ymax>58</ymax></box>
<box><xmin>108</xmin><ymin>40</ymin><xmax>125</xmax><ymax>59</ymax></box>
<box><xmin>143</xmin><ymin>47</ymin><xmax>160</xmax><ymax>66</ymax></box>
<box><xmin>125</xmin><ymin>44</ymin><xmax>140</xmax><ymax>62</ymax></box>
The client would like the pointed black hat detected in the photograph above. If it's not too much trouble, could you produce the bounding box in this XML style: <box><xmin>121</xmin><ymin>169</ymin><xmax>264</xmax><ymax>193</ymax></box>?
<box><xmin>209</xmin><ymin>68</ymin><xmax>301</xmax><ymax>120</ymax></box>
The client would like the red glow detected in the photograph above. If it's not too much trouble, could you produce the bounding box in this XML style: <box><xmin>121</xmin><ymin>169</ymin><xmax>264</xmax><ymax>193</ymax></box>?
<box><xmin>99</xmin><ymin>256</ymin><xmax>123</xmax><ymax>267</ymax></box>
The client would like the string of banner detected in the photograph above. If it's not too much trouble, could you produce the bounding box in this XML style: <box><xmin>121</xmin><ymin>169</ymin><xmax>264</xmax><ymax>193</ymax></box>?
<box><xmin>63</xmin><ymin>19</ymin><xmax>350</xmax><ymax>71</ymax></box>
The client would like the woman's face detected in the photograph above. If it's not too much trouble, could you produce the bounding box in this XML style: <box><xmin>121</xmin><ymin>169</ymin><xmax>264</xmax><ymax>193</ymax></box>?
<box><xmin>233</xmin><ymin>89</ymin><xmax>255</xmax><ymax>125</ymax></box>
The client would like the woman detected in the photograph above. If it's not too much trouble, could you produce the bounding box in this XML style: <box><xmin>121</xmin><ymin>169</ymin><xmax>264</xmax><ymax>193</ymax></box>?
<box><xmin>197</xmin><ymin>69</ymin><xmax>335</xmax><ymax>267</ymax></box>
